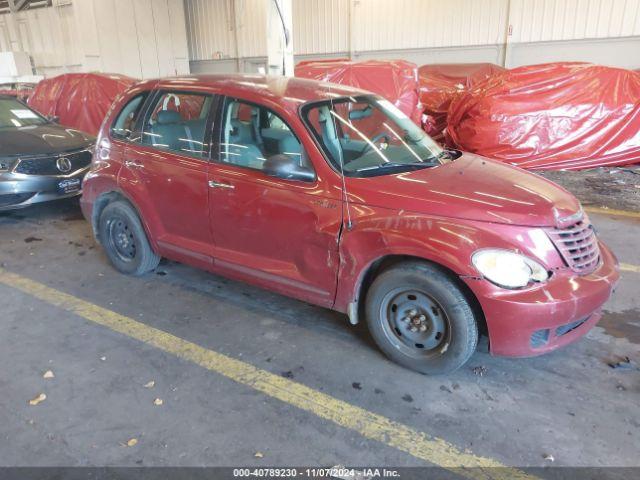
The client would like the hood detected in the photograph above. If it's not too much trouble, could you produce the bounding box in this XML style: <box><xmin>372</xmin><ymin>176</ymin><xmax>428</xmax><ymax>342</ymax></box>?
<box><xmin>346</xmin><ymin>154</ymin><xmax>581</xmax><ymax>227</ymax></box>
<box><xmin>0</xmin><ymin>124</ymin><xmax>94</xmax><ymax>157</ymax></box>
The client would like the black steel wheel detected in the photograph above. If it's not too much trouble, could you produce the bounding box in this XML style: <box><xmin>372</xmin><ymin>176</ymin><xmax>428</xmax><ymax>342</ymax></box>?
<box><xmin>380</xmin><ymin>288</ymin><xmax>451</xmax><ymax>359</ymax></box>
<box><xmin>365</xmin><ymin>261</ymin><xmax>478</xmax><ymax>375</ymax></box>
<box><xmin>98</xmin><ymin>200</ymin><xmax>160</xmax><ymax>276</ymax></box>
<box><xmin>107</xmin><ymin>217</ymin><xmax>137</xmax><ymax>263</ymax></box>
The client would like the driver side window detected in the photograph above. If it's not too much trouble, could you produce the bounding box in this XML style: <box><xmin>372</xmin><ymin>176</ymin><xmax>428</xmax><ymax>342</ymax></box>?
<box><xmin>218</xmin><ymin>98</ymin><xmax>306</xmax><ymax>172</ymax></box>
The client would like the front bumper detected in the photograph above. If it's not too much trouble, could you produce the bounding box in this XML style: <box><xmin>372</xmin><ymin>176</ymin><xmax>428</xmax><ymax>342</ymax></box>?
<box><xmin>463</xmin><ymin>241</ymin><xmax>619</xmax><ymax>357</ymax></box>
<box><xmin>0</xmin><ymin>168</ymin><xmax>89</xmax><ymax>211</ymax></box>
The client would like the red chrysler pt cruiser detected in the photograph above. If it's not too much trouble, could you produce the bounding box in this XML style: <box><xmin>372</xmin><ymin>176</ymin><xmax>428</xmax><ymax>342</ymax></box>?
<box><xmin>81</xmin><ymin>75</ymin><xmax>619</xmax><ymax>374</ymax></box>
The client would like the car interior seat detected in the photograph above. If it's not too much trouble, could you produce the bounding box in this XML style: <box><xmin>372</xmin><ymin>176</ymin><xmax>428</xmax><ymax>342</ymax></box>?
<box><xmin>318</xmin><ymin>107</ymin><xmax>343</xmax><ymax>165</ymax></box>
<box><xmin>225</xmin><ymin>113</ymin><xmax>264</xmax><ymax>168</ymax></box>
<box><xmin>150</xmin><ymin>110</ymin><xmax>183</xmax><ymax>151</ymax></box>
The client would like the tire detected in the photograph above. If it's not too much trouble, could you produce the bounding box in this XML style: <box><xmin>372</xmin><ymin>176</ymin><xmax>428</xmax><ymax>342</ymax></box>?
<box><xmin>365</xmin><ymin>261</ymin><xmax>478</xmax><ymax>375</ymax></box>
<box><xmin>98</xmin><ymin>200</ymin><xmax>160</xmax><ymax>276</ymax></box>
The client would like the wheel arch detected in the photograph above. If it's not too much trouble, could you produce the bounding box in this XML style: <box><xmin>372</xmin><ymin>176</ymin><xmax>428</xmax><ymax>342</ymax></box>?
<box><xmin>91</xmin><ymin>190</ymin><xmax>158</xmax><ymax>253</ymax></box>
<box><xmin>350</xmin><ymin>254</ymin><xmax>487</xmax><ymax>337</ymax></box>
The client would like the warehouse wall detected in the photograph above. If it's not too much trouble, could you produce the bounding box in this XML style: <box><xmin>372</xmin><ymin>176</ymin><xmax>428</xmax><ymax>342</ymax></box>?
<box><xmin>1</xmin><ymin>0</ymin><xmax>639</xmax><ymax>78</ymax></box>
<box><xmin>0</xmin><ymin>0</ymin><xmax>190</xmax><ymax>78</ymax></box>
<box><xmin>187</xmin><ymin>0</ymin><xmax>640</xmax><ymax>73</ymax></box>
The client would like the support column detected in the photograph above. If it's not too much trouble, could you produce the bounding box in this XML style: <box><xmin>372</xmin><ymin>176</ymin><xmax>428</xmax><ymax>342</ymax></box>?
<box><xmin>5</xmin><ymin>0</ymin><xmax>24</xmax><ymax>51</ymax></box>
<box><xmin>501</xmin><ymin>0</ymin><xmax>513</xmax><ymax>68</ymax></box>
<box><xmin>266</xmin><ymin>0</ymin><xmax>293</xmax><ymax>76</ymax></box>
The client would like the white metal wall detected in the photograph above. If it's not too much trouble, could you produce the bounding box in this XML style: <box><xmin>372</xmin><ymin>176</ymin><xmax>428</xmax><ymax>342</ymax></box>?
<box><xmin>293</xmin><ymin>0</ymin><xmax>349</xmax><ymax>55</ymax></box>
<box><xmin>351</xmin><ymin>0</ymin><xmax>509</xmax><ymax>51</ymax></box>
<box><xmin>0</xmin><ymin>4</ymin><xmax>81</xmax><ymax>74</ymax></box>
<box><xmin>0</xmin><ymin>0</ymin><xmax>190</xmax><ymax>78</ymax></box>
<box><xmin>2</xmin><ymin>0</ymin><xmax>640</xmax><ymax>77</ymax></box>
<box><xmin>186</xmin><ymin>0</ymin><xmax>640</xmax><ymax>72</ymax></box>
<box><xmin>510</xmin><ymin>0</ymin><xmax>640</xmax><ymax>42</ymax></box>
<box><xmin>186</xmin><ymin>0</ymin><xmax>268</xmax><ymax>60</ymax></box>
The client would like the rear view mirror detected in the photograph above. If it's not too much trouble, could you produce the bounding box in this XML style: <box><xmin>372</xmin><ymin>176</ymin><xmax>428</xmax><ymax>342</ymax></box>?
<box><xmin>263</xmin><ymin>154</ymin><xmax>315</xmax><ymax>182</ymax></box>
<box><xmin>348</xmin><ymin>106</ymin><xmax>372</xmax><ymax>120</ymax></box>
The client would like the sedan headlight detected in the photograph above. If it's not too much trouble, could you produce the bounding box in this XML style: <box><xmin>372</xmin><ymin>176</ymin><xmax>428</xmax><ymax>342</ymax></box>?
<box><xmin>472</xmin><ymin>249</ymin><xmax>549</xmax><ymax>289</ymax></box>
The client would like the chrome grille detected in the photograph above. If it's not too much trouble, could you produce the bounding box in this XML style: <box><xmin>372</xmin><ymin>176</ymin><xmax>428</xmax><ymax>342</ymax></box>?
<box><xmin>14</xmin><ymin>150</ymin><xmax>92</xmax><ymax>176</ymax></box>
<box><xmin>546</xmin><ymin>221</ymin><xmax>600</xmax><ymax>274</ymax></box>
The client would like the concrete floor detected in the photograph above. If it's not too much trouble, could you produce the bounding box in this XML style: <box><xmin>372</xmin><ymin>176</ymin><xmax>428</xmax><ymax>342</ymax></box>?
<box><xmin>0</xmin><ymin>198</ymin><xmax>638</xmax><ymax>470</ymax></box>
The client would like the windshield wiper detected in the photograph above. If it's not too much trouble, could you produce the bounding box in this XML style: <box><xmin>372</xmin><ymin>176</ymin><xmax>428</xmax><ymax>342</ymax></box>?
<box><xmin>355</xmin><ymin>161</ymin><xmax>436</xmax><ymax>172</ymax></box>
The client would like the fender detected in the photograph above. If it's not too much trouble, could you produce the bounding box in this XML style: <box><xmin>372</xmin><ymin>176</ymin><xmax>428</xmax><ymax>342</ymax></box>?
<box><xmin>114</xmin><ymin>156</ymin><xmax>169</xmax><ymax>252</ymax></box>
<box><xmin>333</xmin><ymin>207</ymin><xmax>564</xmax><ymax>317</ymax></box>
<box><xmin>87</xmin><ymin>184</ymin><xmax>162</xmax><ymax>255</ymax></box>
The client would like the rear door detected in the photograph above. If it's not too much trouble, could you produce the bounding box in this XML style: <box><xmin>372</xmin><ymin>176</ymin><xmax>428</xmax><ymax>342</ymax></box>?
<box><xmin>207</xmin><ymin>96</ymin><xmax>342</xmax><ymax>307</ymax></box>
<box><xmin>120</xmin><ymin>90</ymin><xmax>218</xmax><ymax>264</ymax></box>
<box><xmin>104</xmin><ymin>91</ymin><xmax>150</xmax><ymax>173</ymax></box>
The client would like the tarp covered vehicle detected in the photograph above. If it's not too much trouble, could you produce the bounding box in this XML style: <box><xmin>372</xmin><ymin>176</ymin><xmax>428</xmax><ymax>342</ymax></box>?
<box><xmin>447</xmin><ymin>62</ymin><xmax>640</xmax><ymax>170</ymax></box>
<box><xmin>28</xmin><ymin>73</ymin><xmax>136</xmax><ymax>136</ymax></box>
<box><xmin>295</xmin><ymin>59</ymin><xmax>422</xmax><ymax>124</ymax></box>
<box><xmin>418</xmin><ymin>63</ymin><xmax>505</xmax><ymax>140</ymax></box>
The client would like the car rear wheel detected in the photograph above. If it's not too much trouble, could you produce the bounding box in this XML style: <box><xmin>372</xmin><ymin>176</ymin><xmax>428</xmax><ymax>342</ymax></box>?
<box><xmin>365</xmin><ymin>261</ymin><xmax>478</xmax><ymax>375</ymax></box>
<box><xmin>98</xmin><ymin>201</ymin><xmax>160</xmax><ymax>276</ymax></box>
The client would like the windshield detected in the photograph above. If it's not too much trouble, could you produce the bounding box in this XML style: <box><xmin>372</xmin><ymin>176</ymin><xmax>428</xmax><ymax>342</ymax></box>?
<box><xmin>0</xmin><ymin>98</ymin><xmax>47</xmax><ymax>129</ymax></box>
<box><xmin>301</xmin><ymin>95</ymin><xmax>447</xmax><ymax>177</ymax></box>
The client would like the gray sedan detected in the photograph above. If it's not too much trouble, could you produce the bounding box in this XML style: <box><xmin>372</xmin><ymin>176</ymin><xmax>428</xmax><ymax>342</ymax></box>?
<box><xmin>0</xmin><ymin>95</ymin><xmax>95</xmax><ymax>211</ymax></box>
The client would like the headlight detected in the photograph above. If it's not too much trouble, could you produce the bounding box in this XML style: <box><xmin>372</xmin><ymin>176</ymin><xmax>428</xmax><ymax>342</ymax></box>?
<box><xmin>472</xmin><ymin>249</ymin><xmax>549</xmax><ymax>289</ymax></box>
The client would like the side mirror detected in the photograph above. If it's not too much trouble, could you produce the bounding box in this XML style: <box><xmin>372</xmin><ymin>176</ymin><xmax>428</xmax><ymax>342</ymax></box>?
<box><xmin>263</xmin><ymin>154</ymin><xmax>315</xmax><ymax>182</ymax></box>
<box><xmin>47</xmin><ymin>115</ymin><xmax>60</xmax><ymax>123</ymax></box>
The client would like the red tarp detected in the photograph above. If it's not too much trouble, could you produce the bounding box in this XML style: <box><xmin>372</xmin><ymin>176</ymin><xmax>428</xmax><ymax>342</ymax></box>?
<box><xmin>295</xmin><ymin>59</ymin><xmax>422</xmax><ymax>124</ymax></box>
<box><xmin>447</xmin><ymin>62</ymin><xmax>640</xmax><ymax>170</ymax></box>
<box><xmin>28</xmin><ymin>73</ymin><xmax>137</xmax><ymax>136</ymax></box>
<box><xmin>155</xmin><ymin>93</ymin><xmax>205</xmax><ymax>120</ymax></box>
<box><xmin>418</xmin><ymin>63</ymin><xmax>505</xmax><ymax>140</ymax></box>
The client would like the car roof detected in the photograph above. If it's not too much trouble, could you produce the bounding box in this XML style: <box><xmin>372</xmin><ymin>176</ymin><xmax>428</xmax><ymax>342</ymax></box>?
<box><xmin>141</xmin><ymin>74</ymin><xmax>371</xmax><ymax>109</ymax></box>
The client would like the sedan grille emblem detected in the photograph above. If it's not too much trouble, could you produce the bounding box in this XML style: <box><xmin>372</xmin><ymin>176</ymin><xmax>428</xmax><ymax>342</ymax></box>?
<box><xmin>56</xmin><ymin>156</ymin><xmax>72</xmax><ymax>173</ymax></box>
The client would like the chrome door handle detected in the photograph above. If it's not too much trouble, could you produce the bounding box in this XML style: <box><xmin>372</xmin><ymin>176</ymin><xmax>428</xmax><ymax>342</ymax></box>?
<box><xmin>125</xmin><ymin>160</ymin><xmax>144</xmax><ymax>169</ymax></box>
<box><xmin>208</xmin><ymin>180</ymin><xmax>235</xmax><ymax>189</ymax></box>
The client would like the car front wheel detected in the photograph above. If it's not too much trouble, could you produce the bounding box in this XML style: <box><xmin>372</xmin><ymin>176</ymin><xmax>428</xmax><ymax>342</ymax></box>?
<box><xmin>365</xmin><ymin>261</ymin><xmax>478</xmax><ymax>375</ymax></box>
<box><xmin>98</xmin><ymin>200</ymin><xmax>160</xmax><ymax>276</ymax></box>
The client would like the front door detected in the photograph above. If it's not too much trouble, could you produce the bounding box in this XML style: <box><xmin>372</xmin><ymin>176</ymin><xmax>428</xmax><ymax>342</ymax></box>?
<box><xmin>208</xmin><ymin>97</ymin><xmax>342</xmax><ymax>307</ymax></box>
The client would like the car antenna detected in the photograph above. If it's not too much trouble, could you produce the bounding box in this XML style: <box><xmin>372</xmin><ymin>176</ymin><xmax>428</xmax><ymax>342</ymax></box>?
<box><xmin>327</xmin><ymin>79</ymin><xmax>354</xmax><ymax>231</ymax></box>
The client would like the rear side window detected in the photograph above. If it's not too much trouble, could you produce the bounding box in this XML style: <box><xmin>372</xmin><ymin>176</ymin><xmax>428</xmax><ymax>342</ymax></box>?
<box><xmin>141</xmin><ymin>91</ymin><xmax>213</xmax><ymax>159</ymax></box>
<box><xmin>111</xmin><ymin>93</ymin><xmax>148</xmax><ymax>140</ymax></box>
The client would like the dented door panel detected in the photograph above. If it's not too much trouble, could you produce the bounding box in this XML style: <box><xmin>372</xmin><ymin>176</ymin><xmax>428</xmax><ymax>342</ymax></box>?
<box><xmin>208</xmin><ymin>164</ymin><xmax>342</xmax><ymax>307</ymax></box>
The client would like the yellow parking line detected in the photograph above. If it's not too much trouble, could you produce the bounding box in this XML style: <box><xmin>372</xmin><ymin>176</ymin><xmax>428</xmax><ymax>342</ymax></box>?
<box><xmin>620</xmin><ymin>263</ymin><xmax>640</xmax><ymax>273</ymax></box>
<box><xmin>0</xmin><ymin>267</ymin><xmax>537</xmax><ymax>480</ymax></box>
<box><xmin>584</xmin><ymin>207</ymin><xmax>640</xmax><ymax>219</ymax></box>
